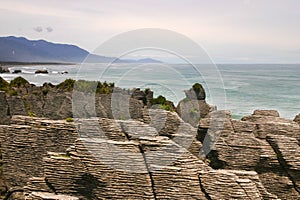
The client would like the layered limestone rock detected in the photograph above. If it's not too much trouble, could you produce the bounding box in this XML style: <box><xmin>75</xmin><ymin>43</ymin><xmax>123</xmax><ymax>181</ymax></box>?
<box><xmin>242</xmin><ymin>110</ymin><xmax>300</xmax><ymax>142</ymax></box>
<box><xmin>200</xmin><ymin>170</ymin><xmax>261</xmax><ymax>199</ymax></box>
<box><xmin>294</xmin><ymin>114</ymin><xmax>300</xmax><ymax>125</ymax></box>
<box><xmin>26</xmin><ymin>192</ymin><xmax>79</xmax><ymax>200</ymax></box>
<box><xmin>42</xmin><ymin>144</ymin><xmax>155</xmax><ymax>199</ymax></box>
<box><xmin>176</xmin><ymin>84</ymin><xmax>215</xmax><ymax>127</ymax></box>
<box><xmin>0</xmin><ymin>92</ymin><xmax>9</xmax><ymax>124</ymax></box>
<box><xmin>266</xmin><ymin>134</ymin><xmax>300</xmax><ymax>192</ymax></box>
<box><xmin>0</xmin><ymin>116</ymin><xmax>78</xmax><ymax>188</ymax></box>
<box><xmin>200</xmin><ymin>169</ymin><xmax>278</xmax><ymax>199</ymax></box>
<box><xmin>0</xmin><ymin>114</ymin><xmax>278</xmax><ymax>199</ymax></box>
<box><xmin>3</xmin><ymin>80</ymin><xmax>298</xmax><ymax>199</ymax></box>
<box><xmin>120</xmin><ymin>118</ymin><xmax>209</xmax><ymax>199</ymax></box>
<box><xmin>198</xmin><ymin>109</ymin><xmax>300</xmax><ymax>199</ymax></box>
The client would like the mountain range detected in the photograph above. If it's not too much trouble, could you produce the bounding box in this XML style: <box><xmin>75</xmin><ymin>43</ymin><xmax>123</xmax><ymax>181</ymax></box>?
<box><xmin>0</xmin><ymin>36</ymin><xmax>162</xmax><ymax>63</ymax></box>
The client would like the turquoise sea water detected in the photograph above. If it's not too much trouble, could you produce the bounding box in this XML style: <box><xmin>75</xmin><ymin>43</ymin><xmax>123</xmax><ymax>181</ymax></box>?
<box><xmin>2</xmin><ymin>63</ymin><xmax>300</xmax><ymax>119</ymax></box>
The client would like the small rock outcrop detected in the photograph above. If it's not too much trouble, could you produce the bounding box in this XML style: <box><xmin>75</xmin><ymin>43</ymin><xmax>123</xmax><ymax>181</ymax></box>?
<box><xmin>12</xmin><ymin>69</ymin><xmax>22</xmax><ymax>74</ymax></box>
<box><xmin>35</xmin><ymin>69</ymin><xmax>48</xmax><ymax>74</ymax></box>
<box><xmin>184</xmin><ymin>83</ymin><xmax>206</xmax><ymax>100</ymax></box>
<box><xmin>177</xmin><ymin>83</ymin><xmax>214</xmax><ymax>127</ymax></box>
<box><xmin>294</xmin><ymin>114</ymin><xmax>300</xmax><ymax>125</ymax></box>
<box><xmin>0</xmin><ymin>66</ymin><xmax>9</xmax><ymax>73</ymax></box>
<box><xmin>253</xmin><ymin>109</ymin><xmax>280</xmax><ymax>117</ymax></box>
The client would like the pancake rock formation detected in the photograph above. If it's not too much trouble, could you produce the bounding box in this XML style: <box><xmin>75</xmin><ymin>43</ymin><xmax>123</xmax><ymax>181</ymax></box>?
<box><xmin>0</xmin><ymin>109</ymin><xmax>299</xmax><ymax>199</ymax></box>
<box><xmin>0</xmin><ymin>79</ymin><xmax>299</xmax><ymax>199</ymax></box>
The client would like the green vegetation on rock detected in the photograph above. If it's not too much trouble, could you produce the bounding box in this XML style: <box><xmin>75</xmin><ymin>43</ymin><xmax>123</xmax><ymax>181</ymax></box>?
<box><xmin>159</xmin><ymin>104</ymin><xmax>171</xmax><ymax>111</ymax></box>
<box><xmin>75</xmin><ymin>80</ymin><xmax>98</xmax><ymax>93</ymax></box>
<box><xmin>151</xmin><ymin>95</ymin><xmax>167</xmax><ymax>105</ymax></box>
<box><xmin>9</xmin><ymin>77</ymin><xmax>29</xmax><ymax>88</ymax></box>
<box><xmin>28</xmin><ymin>111</ymin><xmax>36</xmax><ymax>117</ymax></box>
<box><xmin>8</xmin><ymin>89</ymin><xmax>18</xmax><ymax>96</ymax></box>
<box><xmin>0</xmin><ymin>77</ymin><xmax>9</xmax><ymax>91</ymax></box>
<box><xmin>192</xmin><ymin>83</ymin><xmax>203</xmax><ymax>93</ymax></box>
<box><xmin>184</xmin><ymin>82</ymin><xmax>206</xmax><ymax>100</ymax></box>
<box><xmin>151</xmin><ymin>95</ymin><xmax>174</xmax><ymax>111</ymax></box>
<box><xmin>66</xmin><ymin>117</ymin><xmax>74</xmax><ymax>122</ymax></box>
<box><xmin>42</xmin><ymin>89</ymin><xmax>49</xmax><ymax>96</ymax></box>
<box><xmin>56</xmin><ymin>79</ymin><xmax>114</xmax><ymax>94</ymax></box>
<box><xmin>56</xmin><ymin>78</ymin><xmax>76</xmax><ymax>91</ymax></box>
<box><xmin>96</xmin><ymin>81</ymin><xmax>114</xmax><ymax>94</ymax></box>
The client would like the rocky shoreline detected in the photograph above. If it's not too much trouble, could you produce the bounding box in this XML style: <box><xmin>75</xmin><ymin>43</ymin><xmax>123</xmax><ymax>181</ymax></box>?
<box><xmin>0</xmin><ymin>77</ymin><xmax>299</xmax><ymax>199</ymax></box>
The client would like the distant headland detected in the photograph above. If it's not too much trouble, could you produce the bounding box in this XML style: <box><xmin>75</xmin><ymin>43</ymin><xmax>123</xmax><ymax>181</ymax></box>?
<box><xmin>0</xmin><ymin>36</ymin><xmax>162</xmax><ymax>64</ymax></box>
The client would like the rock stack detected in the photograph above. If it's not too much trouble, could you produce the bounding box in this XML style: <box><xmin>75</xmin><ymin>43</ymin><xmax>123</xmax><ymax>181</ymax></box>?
<box><xmin>177</xmin><ymin>83</ymin><xmax>215</xmax><ymax>127</ymax></box>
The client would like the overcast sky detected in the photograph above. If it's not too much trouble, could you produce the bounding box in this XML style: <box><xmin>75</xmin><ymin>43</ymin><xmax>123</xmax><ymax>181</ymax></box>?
<box><xmin>0</xmin><ymin>0</ymin><xmax>299</xmax><ymax>63</ymax></box>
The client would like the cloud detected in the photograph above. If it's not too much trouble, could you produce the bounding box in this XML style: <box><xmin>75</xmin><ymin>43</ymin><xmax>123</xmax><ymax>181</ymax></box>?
<box><xmin>32</xmin><ymin>26</ymin><xmax>53</xmax><ymax>33</ymax></box>
<box><xmin>46</xmin><ymin>26</ymin><xmax>53</xmax><ymax>32</ymax></box>
<box><xmin>33</xmin><ymin>26</ymin><xmax>43</xmax><ymax>32</ymax></box>
<box><xmin>1</xmin><ymin>0</ymin><xmax>299</xmax><ymax>63</ymax></box>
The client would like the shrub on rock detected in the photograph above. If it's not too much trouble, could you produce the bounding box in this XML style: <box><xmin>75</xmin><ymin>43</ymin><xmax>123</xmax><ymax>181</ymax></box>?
<box><xmin>0</xmin><ymin>77</ymin><xmax>9</xmax><ymax>91</ymax></box>
<box><xmin>10</xmin><ymin>77</ymin><xmax>29</xmax><ymax>88</ymax></box>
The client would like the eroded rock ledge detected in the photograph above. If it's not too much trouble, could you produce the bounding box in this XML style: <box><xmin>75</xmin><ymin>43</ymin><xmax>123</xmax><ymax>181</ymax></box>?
<box><xmin>0</xmin><ymin>108</ymin><xmax>299</xmax><ymax>199</ymax></box>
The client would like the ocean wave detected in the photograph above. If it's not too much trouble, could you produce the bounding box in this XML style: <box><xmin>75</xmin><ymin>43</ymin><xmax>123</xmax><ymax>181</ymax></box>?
<box><xmin>34</xmin><ymin>74</ymin><xmax>49</xmax><ymax>77</ymax></box>
<box><xmin>21</xmin><ymin>70</ymin><xmax>35</xmax><ymax>74</ymax></box>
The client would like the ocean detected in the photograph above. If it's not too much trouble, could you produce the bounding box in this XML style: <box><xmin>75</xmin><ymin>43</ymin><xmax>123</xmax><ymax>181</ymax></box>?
<box><xmin>1</xmin><ymin>63</ymin><xmax>299</xmax><ymax>120</ymax></box>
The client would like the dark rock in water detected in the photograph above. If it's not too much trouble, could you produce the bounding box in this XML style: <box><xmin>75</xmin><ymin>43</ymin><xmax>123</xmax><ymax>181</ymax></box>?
<box><xmin>12</xmin><ymin>69</ymin><xmax>22</xmax><ymax>74</ymax></box>
<box><xmin>35</xmin><ymin>69</ymin><xmax>48</xmax><ymax>74</ymax></box>
<box><xmin>60</xmin><ymin>71</ymin><xmax>68</xmax><ymax>74</ymax></box>
<box><xmin>0</xmin><ymin>66</ymin><xmax>9</xmax><ymax>73</ymax></box>
<box><xmin>294</xmin><ymin>114</ymin><xmax>300</xmax><ymax>125</ymax></box>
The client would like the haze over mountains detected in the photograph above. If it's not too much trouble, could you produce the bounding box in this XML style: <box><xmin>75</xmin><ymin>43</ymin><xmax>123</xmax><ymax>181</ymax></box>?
<box><xmin>0</xmin><ymin>36</ymin><xmax>161</xmax><ymax>63</ymax></box>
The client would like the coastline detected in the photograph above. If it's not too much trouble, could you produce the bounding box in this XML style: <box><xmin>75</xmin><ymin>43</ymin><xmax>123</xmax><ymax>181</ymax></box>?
<box><xmin>0</xmin><ymin>61</ymin><xmax>76</xmax><ymax>66</ymax></box>
<box><xmin>2</xmin><ymin>63</ymin><xmax>300</xmax><ymax>120</ymax></box>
